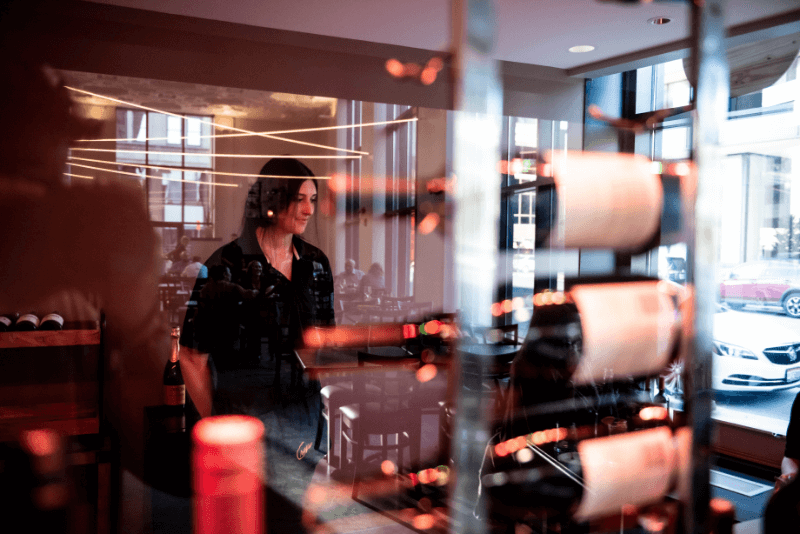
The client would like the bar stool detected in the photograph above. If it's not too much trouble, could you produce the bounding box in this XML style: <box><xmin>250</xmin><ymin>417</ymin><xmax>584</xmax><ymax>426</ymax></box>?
<box><xmin>340</xmin><ymin>366</ymin><xmax>420</xmax><ymax>498</ymax></box>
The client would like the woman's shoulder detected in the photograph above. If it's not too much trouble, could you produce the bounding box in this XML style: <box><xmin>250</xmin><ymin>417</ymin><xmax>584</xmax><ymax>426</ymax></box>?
<box><xmin>293</xmin><ymin>236</ymin><xmax>330</xmax><ymax>264</ymax></box>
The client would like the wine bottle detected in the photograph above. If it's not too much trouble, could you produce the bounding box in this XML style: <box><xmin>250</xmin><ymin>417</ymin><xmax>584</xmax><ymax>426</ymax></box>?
<box><xmin>39</xmin><ymin>312</ymin><xmax>64</xmax><ymax>331</ymax></box>
<box><xmin>518</xmin><ymin>280</ymin><xmax>681</xmax><ymax>402</ymax></box>
<box><xmin>15</xmin><ymin>312</ymin><xmax>40</xmax><ymax>331</ymax></box>
<box><xmin>708</xmin><ymin>498</ymin><xmax>735</xmax><ymax>534</ymax></box>
<box><xmin>535</xmin><ymin>151</ymin><xmax>683</xmax><ymax>253</ymax></box>
<box><xmin>0</xmin><ymin>312</ymin><xmax>19</xmax><ymax>332</ymax></box>
<box><xmin>482</xmin><ymin>426</ymin><xmax>691</xmax><ymax>524</ymax></box>
<box><xmin>163</xmin><ymin>326</ymin><xmax>185</xmax><ymax>409</ymax></box>
<box><xmin>192</xmin><ymin>415</ymin><xmax>265</xmax><ymax>534</ymax></box>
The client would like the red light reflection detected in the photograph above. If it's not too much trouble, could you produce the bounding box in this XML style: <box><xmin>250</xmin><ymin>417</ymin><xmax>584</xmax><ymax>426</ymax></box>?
<box><xmin>386</xmin><ymin>55</ymin><xmax>444</xmax><ymax>86</ymax></box>
<box><xmin>416</xmin><ymin>364</ymin><xmax>438</xmax><ymax>383</ymax></box>
<box><xmin>304</xmin><ymin>324</ymin><xmax>406</xmax><ymax>348</ymax></box>
<box><xmin>412</xmin><ymin>513</ymin><xmax>436</xmax><ymax>530</ymax></box>
<box><xmin>386</xmin><ymin>59</ymin><xmax>405</xmax><ymax>78</ymax></box>
<box><xmin>425</xmin><ymin>320</ymin><xmax>442</xmax><ymax>335</ymax></box>
<box><xmin>21</xmin><ymin>429</ymin><xmax>59</xmax><ymax>456</ymax></box>
<box><xmin>639</xmin><ymin>406</ymin><xmax>669</xmax><ymax>421</ymax></box>
<box><xmin>418</xmin><ymin>212</ymin><xmax>440</xmax><ymax>235</ymax></box>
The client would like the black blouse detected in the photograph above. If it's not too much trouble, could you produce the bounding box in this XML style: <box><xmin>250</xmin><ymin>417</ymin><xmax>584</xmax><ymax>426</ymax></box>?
<box><xmin>181</xmin><ymin>235</ymin><xmax>335</xmax><ymax>366</ymax></box>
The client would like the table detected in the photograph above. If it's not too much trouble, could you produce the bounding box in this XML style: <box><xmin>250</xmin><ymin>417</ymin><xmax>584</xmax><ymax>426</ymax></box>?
<box><xmin>293</xmin><ymin>345</ymin><xmax>418</xmax><ymax>379</ymax></box>
<box><xmin>457</xmin><ymin>342</ymin><xmax>520</xmax><ymax>360</ymax></box>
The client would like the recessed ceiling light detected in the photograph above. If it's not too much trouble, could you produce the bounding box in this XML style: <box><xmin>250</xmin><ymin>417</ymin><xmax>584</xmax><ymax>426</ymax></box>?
<box><xmin>648</xmin><ymin>17</ymin><xmax>671</xmax><ymax>25</ymax></box>
<box><xmin>568</xmin><ymin>45</ymin><xmax>595</xmax><ymax>53</ymax></box>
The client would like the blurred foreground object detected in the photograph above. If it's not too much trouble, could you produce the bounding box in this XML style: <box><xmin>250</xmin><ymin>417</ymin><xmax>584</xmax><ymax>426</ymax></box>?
<box><xmin>0</xmin><ymin>55</ymin><xmax>168</xmax><ymax>483</ymax></box>
<box><xmin>538</xmin><ymin>151</ymin><xmax>686</xmax><ymax>252</ymax></box>
<box><xmin>193</xmin><ymin>415</ymin><xmax>265</xmax><ymax>534</ymax></box>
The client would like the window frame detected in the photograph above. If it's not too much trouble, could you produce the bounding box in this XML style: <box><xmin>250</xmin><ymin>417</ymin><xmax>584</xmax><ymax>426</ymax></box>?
<box><xmin>115</xmin><ymin>108</ymin><xmax>215</xmax><ymax>244</ymax></box>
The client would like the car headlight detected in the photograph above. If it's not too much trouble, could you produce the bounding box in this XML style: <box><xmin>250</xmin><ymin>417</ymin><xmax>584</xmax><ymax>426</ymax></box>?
<box><xmin>713</xmin><ymin>341</ymin><xmax>759</xmax><ymax>360</ymax></box>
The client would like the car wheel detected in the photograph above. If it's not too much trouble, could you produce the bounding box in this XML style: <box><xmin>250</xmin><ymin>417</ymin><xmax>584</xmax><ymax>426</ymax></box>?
<box><xmin>783</xmin><ymin>293</ymin><xmax>800</xmax><ymax>317</ymax></box>
<box><xmin>726</xmin><ymin>302</ymin><xmax>745</xmax><ymax>311</ymax></box>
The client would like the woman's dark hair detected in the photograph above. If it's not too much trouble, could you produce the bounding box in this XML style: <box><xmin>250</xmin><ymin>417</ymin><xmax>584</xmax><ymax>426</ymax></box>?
<box><xmin>238</xmin><ymin>158</ymin><xmax>318</xmax><ymax>253</ymax></box>
<box><xmin>243</xmin><ymin>158</ymin><xmax>317</xmax><ymax>226</ymax></box>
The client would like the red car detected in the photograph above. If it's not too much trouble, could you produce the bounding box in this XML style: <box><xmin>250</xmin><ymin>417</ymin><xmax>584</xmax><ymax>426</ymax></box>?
<box><xmin>719</xmin><ymin>260</ymin><xmax>800</xmax><ymax>318</ymax></box>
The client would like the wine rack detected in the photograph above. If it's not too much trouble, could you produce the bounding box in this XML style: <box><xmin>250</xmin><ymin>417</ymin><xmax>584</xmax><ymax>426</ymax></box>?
<box><xmin>0</xmin><ymin>321</ymin><xmax>103</xmax><ymax>440</ymax></box>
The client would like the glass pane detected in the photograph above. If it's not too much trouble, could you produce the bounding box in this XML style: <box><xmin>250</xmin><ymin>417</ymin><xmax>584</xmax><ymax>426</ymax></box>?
<box><xmin>635</xmin><ymin>60</ymin><xmax>690</xmax><ymax>114</ymax></box>
<box><xmin>512</xmin><ymin>189</ymin><xmax>535</xmax><ymax>336</ymax></box>
<box><xmin>660</xmin><ymin>127</ymin><xmax>691</xmax><ymax>160</ymax></box>
<box><xmin>184</xmin><ymin>115</ymin><xmax>213</xmax><ymax>168</ymax></box>
<box><xmin>508</xmin><ymin>117</ymin><xmax>538</xmax><ymax>186</ymax></box>
<box><xmin>713</xmin><ymin>53</ymin><xmax>800</xmax><ymax>434</ymax></box>
<box><xmin>663</xmin><ymin>59</ymin><xmax>691</xmax><ymax>109</ymax></box>
<box><xmin>115</xmin><ymin>109</ymin><xmax>147</xmax><ymax>164</ymax></box>
<box><xmin>640</xmin><ymin>48</ymin><xmax>800</xmax><ymax>435</ymax></box>
<box><xmin>148</xmin><ymin>169</ymin><xmax>183</xmax><ymax>222</ymax></box>
<box><xmin>182</xmin><ymin>171</ymin><xmax>212</xmax><ymax>227</ymax></box>
<box><xmin>147</xmin><ymin>112</ymin><xmax>182</xmax><ymax>167</ymax></box>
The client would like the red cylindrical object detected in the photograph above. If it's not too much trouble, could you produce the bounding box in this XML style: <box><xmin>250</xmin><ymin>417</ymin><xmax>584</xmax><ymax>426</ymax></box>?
<box><xmin>192</xmin><ymin>415</ymin><xmax>265</xmax><ymax>534</ymax></box>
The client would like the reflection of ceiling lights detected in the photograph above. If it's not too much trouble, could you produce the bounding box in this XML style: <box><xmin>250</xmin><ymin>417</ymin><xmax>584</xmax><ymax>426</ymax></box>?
<box><xmin>648</xmin><ymin>17</ymin><xmax>671</xmax><ymax>25</ymax></box>
<box><xmin>568</xmin><ymin>45</ymin><xmax>595</xmax><ymax>53</ymax></box>
<box><xmin>269</xmin><ymin>93</ymin><xmax>337</xmax><ymax>117</ymax></box>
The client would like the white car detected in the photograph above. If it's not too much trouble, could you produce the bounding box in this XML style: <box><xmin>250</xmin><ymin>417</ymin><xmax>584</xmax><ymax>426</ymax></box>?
<box><xmin>713</xmin><ymin>310</ymin><xmax>800</xmax><ymax>392</ymax></box>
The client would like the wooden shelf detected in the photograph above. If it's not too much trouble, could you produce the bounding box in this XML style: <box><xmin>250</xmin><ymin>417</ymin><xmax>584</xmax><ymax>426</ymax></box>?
<box><xmin>0</xmin><ymin>328</ymin><xmax>100</xmax><ymax>349</ymax></box>
<box><xmin>0</xmin><ymin>401</ymin><xmax>99</xmax><ymax>439</ymax></box>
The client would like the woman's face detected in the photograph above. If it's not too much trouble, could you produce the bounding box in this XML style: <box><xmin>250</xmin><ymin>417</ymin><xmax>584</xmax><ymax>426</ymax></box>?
<box><xmin>276</xmin><ymin>179</ymin><xmax>317</xmax><ymax>235</ymax></box>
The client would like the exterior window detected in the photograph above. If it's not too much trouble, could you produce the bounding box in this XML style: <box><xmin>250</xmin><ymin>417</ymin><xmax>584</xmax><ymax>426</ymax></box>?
<box><xmin>384</xmin><ymin>105</ymin><xmax>416</xmax><ymax>298</ymax></box>
<box><xmin>343</xmin><ymin>100</ymin><xmax>362</xmax><ymax>265</ymax></box>
<box><xmin>636</xmin><ymin>51</ymin><xmax>800</xmax><ymax>436</ymax></box>
<box><xmin>114</xmin><ymin>109</ymin><xmax>214</xmax><ymax>256</ymax></box>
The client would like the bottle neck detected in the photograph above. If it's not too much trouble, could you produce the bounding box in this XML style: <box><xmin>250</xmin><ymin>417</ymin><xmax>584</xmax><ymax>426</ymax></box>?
<box><xmin>170</xmin><ymin>337</ymin><xmax>180</xmax><ymax>363</ymax></box>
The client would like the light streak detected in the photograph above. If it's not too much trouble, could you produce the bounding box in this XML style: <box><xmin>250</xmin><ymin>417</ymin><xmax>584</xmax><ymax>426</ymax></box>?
<box><xmin>65</xmin><ymin>86</ymin><xmax>368</xmax><ymax>155</ymax></box>
<box><xmin>303</xmin><ymin>324</ymin><xmax>406</xmax><ymax>348</ymax></box>
<box><xmin>70</xmin><ymin>147</ymin><xmax>359</xmax><ymax>160</ymax></box>
<box><xmin>64</xmin><ymin>172</ymin><xmax>94</xmax><ymax>180</ymax></box>
<box><xmin>68</xmin><ymin>156</ymin><xmax>332</xmax><ymax>180</ymax></box>
<box><xmin>78</xmin><ymin>117</ymin><xmax>419</xmax><ymax>143</ymax></box>
<box><xmin>529</xmin><ymin>443</ymin><xmax>587</xmax><ymax>488</ymax></box>
<box><xmin>68</xmin><ymin>162</ymin><xmax>239</xmax><ymax>187</ymax></box>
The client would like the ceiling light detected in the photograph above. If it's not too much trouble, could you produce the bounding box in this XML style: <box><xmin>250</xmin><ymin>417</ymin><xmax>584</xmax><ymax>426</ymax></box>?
<box><xmin>648</xmin><ymin>17</ymin><xmax>671</xmax><ymax>25</ymax></box>
<box><xmin>569</xmin><ymin>45</ymin><xmax>595</xmax><ymax>53</ymax></box>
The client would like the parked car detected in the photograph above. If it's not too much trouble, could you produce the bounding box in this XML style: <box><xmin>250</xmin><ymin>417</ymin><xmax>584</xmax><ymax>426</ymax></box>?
<box><xmin>712</xmin><ymin>308</ymin><xmax>800</xmax><ymax>392</ymax></box>
<box><xmin>719</xmin><ymin>260</ymin><xmax>800</xmax><ymax>318</ymax></box>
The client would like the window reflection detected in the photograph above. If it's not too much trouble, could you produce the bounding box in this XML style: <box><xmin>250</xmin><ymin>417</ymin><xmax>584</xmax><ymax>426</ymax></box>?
<box><xmin>644</xmin><ymin>51</ymin><xmax>800</xmax><ymax>435</ymax></box>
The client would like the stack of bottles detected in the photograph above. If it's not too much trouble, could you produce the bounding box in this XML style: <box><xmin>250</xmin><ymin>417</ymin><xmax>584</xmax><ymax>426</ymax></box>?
<box><xmin>476</xmin><ymin>152</ymin><xmax>727</xmax><ymax>533</ymax></box>
<box><xmin>0</xmin><ymin>312</ymin><xmax>64</xmax><ymax>332</ymax></box>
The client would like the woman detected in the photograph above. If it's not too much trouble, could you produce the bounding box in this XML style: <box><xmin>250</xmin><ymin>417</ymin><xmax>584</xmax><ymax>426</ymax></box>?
<box><xmin>181</xmin><ymin>158</ymin><xmax>335</xmax><ymax>415</ymax></box>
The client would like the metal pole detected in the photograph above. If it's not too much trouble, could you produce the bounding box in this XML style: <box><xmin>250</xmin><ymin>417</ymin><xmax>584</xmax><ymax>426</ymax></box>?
<box><xmin>687</xmin><ymin>0</ymin><xmax>728</xmax><ymax>532</ymax></box>
<box><xmin>449</xmin><ymin>0</ymin><xmax>503</xmax><ymax>532</ymax></box>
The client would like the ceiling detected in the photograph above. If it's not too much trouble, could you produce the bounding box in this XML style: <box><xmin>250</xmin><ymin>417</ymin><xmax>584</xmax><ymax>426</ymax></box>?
<box><xmin>60</xmin><ymin>70</ymin><xmax>338</xmax><ymax>121</ymax></box>
<box><xmin>86</xmin><ymin>0</ymin><xmax>800</xmax><ymax>71</ymax></box>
